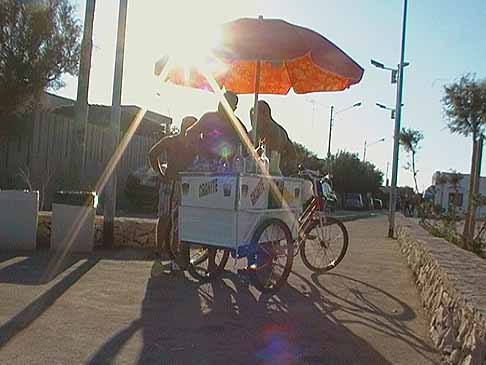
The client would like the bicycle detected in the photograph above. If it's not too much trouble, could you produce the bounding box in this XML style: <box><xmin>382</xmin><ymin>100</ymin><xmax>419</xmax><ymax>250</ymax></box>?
<box><xmin>295</xmin><ymin>168</ymin><xmax>349</xmax><ymax>273</ymax></box>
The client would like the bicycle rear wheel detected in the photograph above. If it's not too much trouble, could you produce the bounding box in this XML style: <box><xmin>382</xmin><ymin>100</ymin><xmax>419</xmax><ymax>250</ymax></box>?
<box><xmin>187</xmin><ymin>247</ymin><xmax>230</xmax><ymax>282</ymax></box>
<box><xmin>300</xmin><ymin>217</ymin><xmax>348</xmax><ymax>273</ymax></box>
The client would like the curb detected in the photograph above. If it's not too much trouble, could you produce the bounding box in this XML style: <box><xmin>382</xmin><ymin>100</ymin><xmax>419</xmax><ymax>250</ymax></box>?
<box><xmin>332</xmin><ymin>211</ymin><xmax>379</xmax><ymax>222</ymax></box>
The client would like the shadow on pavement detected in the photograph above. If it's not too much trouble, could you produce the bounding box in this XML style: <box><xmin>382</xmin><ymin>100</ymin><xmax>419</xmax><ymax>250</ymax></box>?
<box><xmin>0</xmin><ymin>257</ymin><xmax>99</xmax><ymax>350</ymax></box>
<box><xmin>0</xmin><ymin>247</ymin><xmax>157</xmax><ymax>286</ymax></box>
<box><xmin>0</xmin><ymin>251</ymin><xmax>88</xmax><ymax>285</ymax></box>
<box><xmin>306</xmin><ymin>271</ymin><xmax>437</xmax><ymax>362</ymax></box>
<box><xmin>89</xmin><ymin>269</ymin><xmax>392</xmax><ymax>365</ymax></box>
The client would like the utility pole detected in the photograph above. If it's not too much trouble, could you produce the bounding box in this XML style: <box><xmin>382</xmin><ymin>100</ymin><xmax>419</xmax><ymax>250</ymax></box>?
<box><xmin>73</xmin><ymin>0</ymin><xmax>96</xmax><ymax>189</ymax></box>
<box><xmin>363</xmin><ymin>140</ymin><xmax>367</xmax><ymax>162</ymax></box>
<box><xmin>103</xmin><ymin>0</ymin><xmax>128</xmax><ymax>247</ymax></box>
<box><xmin>386</xmin><ymin>161</ymin><xmax>390</xmax><ymax>186</ymax></box>
<box><xmin>327</xmin><ymin>105</ymin><xmax>334</xmax><ymax>158</ymax></box>
<box><xmin>388</xmin><ymin>0</ymin><xmax>409</xmax><ymax>238</ymax></box>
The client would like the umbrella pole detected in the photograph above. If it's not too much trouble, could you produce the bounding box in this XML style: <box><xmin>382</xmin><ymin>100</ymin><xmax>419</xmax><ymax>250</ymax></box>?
<box><xmin>251</xmin><ymin>59</ymin><xmax>262</xmax><ymax>147</ymax></box>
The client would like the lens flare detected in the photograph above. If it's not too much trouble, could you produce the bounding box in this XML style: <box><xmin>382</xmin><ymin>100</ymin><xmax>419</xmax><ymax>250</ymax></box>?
<box><xmin>42</xmin><ymin>108</ymin><xmax>147</xmax><ymax>282</ymax></box>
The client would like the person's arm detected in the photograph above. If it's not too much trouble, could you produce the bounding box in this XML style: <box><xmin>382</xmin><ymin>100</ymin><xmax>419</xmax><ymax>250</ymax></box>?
<box><xmin>148</xmin><ymin>136</ymin><xmax>172</xmax><ymax>178</ymax></box>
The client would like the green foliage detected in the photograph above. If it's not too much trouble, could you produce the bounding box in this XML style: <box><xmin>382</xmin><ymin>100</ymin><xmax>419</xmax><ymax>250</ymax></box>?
<box><xmin>328</xmin><ymin>151</ymin><xmax>383</xmax><ymax>195</ymax></box>
<box><xmin>442</xmin><ymin>74</ymin><xmax>486</xmax><ymax>139</ymax></box>
<box><xmin>421</xmin><ymin>174</ymin><xmax>486</xmax><ymax>258</ymax></box>
<box><xmin>0</xmin><ymin>0</ymin><xmax>81</xmax><ymax>114</ymax></box>
<box><xmin>399</xmin><ymin>127</ymin><xmax>424</xmax><ymax>194</ymax></box>
<box><xmin>292</xmin><ymin>144</ymin><xmax>384</xmax><ymax>196</ymax></box>
<box><xmin>442</xmin><ymin>75</ymin><xmax>486</xmax><ymax>248</ymax></box>
<box><xmin>399</xmin><ymin>128</ymin><xmax>423</xmax><ymax>154</ymax></box>
<box><xmin>293</xmin><ymin>142</ymin><xmax>323</xmax><ymax>171</ymax></box>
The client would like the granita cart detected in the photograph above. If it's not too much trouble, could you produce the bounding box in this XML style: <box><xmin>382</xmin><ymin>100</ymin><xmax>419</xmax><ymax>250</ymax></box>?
<box><xmin>171</xmin><ymin>168</ymin><xmax>349</xmax><ymax>294</ymax></box>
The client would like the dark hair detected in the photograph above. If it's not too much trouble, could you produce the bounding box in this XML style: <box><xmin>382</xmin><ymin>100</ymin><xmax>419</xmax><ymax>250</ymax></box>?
<box><xmin>180</xmin><ymin>116</ymin><xmax>197</xmax><ymax>134</ymax></box>
<box><xmin>219</xmin><ymin>90</ymin><xmax>238</xmax><ymax>112</ymax></box>
<box><xmin>250</xmin><ymin>100</ymin><xmax>272</xmax><ymax>124</ymax></box>
<box><xmin>258</xmin><ymin>100</ymin><xmax>271</xmax><ymax>118</ymax></box>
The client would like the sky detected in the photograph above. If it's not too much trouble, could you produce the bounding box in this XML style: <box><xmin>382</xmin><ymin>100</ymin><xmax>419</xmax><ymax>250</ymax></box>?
<box><xmin>56</xmin><ymin>0</ymin><xmax>486</xmax><ymax>191</ymax></box>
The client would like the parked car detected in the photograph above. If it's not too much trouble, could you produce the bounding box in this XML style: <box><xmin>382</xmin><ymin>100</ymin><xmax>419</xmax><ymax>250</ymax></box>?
<box><xmin>373</xmin><ymin>198</ymin><xmax>383</xmax><ymax>210</ymax></box>
<box><xmin>344</xmin><ymin>192</ymin><xmax>364</xmax><ymax>210</ymax></box>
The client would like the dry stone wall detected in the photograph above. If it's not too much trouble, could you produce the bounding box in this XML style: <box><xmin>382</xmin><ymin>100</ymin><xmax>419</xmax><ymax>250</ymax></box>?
<box><xmin>37</xmin><ymin>212</ymin><xmax>156</xmax><ymax>249</ymax></box>
<box><xmin>397</xmin><ymin>216</ymin><xmax>486</xmax><ymax>365</ymax></box>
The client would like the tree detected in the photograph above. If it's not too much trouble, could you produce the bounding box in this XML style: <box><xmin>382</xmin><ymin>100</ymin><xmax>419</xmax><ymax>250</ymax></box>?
<box><xmin>442</xmin><ymin>74</ymin><xmax>486</xmax><ymax>250</ymax></box>
<box><xmin>0</xmin><ymin>0</ymin><xmax>81</xmax><ymax>118</ymax></box>
<box><xmin>293</xmin><ymin>142</ymin><xmax>324</xmax><ymax>171</ymax></box>
<box><xmin>399</xmin><ymin>127</ymin><xmax>424</xmax><ymax>194</ymax></box>
<box><xmin>290</xmin><ymin>145</ymin><xmax>384</xmax><ymax>206</ymax></box>
<box><xmin>327</xmin><ymin>151</ymin><xmax>383</xmax><ymax>205</ymax></box>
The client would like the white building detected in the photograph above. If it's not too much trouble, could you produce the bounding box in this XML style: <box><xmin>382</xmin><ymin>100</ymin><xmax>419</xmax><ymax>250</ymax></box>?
<box><xmin>425</xmin><ymin>171</ymin><xmax>486</xmax><ymax>217</ymax></box>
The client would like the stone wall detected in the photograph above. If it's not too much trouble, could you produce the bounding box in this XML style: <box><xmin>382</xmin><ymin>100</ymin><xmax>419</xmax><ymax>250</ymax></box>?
<box><xmin>37</xmin><ymin>212</ymin><xmax>157</xmax><ymax>249</ymax></box>
<box><xmin>397</xmin><ymin>216</ymin><xmax>486</xmax><ymax>365</ymax></box>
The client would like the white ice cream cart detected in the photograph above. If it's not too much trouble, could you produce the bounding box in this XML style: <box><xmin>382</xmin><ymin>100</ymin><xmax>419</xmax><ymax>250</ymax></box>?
<box><xmin>177</xmin><ymin>172</ymin><xmax>304</xmax><ymax>293</ymax></box>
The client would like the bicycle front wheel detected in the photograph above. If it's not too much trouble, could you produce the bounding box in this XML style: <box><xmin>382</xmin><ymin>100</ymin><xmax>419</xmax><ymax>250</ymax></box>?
<box><xmin>300</xmin><ymin>217</ymin><xmax>348</xmax><ymax>273</ymax></box>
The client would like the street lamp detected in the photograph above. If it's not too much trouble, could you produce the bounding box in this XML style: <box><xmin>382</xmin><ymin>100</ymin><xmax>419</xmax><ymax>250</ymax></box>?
<box><xmin>371</xmin><ymin>0</ymin><xmax>409</xmax><ymax>238</ymax></box>
<box><xmin>363</xmin><ymin>137</ymin><xmax>385</xmax><ymax>162</ymax></box>
<box><xmin>328</xmin><ymin>101</ymin><xmax>362</xmax><ymax>158</ymax></box>
<box><xmin>376</xmin><ymin>102</ymin><xmax>396</xmax><ymax>119</ymax></box>
<box><xmin>371</xmin><ymin>59</ymin><xmax>410</xmax><ymax>84</ymax></box>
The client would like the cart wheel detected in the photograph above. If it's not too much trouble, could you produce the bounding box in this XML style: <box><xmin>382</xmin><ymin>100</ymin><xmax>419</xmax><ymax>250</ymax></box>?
<box><xmin>248</xmin><ymin>218</ymin><xmax>294</xmax><ymax>294</ymax></box>
<box><xmin>299</xmin><ymin>217</ymin><xmax>349</xmax><ymax>273</ymax></box>
<box><xmin>187</xmin><ymin>246</ymin><xmax>230</xmax><ymax>282</ymax></box>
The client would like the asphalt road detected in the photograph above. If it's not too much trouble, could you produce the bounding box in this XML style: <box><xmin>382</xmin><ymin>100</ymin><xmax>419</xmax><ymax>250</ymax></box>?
<box><xmin>0</xmin><ymin>215</ymin><xmax>439</xmax><ymax>364</ymax></box>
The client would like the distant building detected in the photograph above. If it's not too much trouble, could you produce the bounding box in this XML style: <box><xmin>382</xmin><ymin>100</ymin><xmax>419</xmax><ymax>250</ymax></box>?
<box><xmin>41</xmin><ymin>92</ymin><xmax>172</xmax><ymax>138</ymax></box>
<box><xmin>424</xmin><ymin>171</ymin><xmax>486</xmax><ymax>217</ymax></box>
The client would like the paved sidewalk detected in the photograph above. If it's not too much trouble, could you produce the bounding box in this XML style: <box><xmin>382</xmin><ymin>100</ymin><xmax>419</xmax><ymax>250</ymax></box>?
<box><xmin>0</xmin><ymin>215</ymin><xmax>439</xmax><ymax>364</ymax></box>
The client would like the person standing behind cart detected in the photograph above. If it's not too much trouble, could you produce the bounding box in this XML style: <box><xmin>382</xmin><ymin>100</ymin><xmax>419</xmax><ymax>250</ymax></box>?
<box><xmin>186</xmin><ymin>90</ymin><xmax>248</xmax><ymax>164</ymax></box>
<box><xmin>185</xmin><ymin>91</ymin><xmax>248</xmax><ymax>275</ymax></box>
<box><xmin>249</xmin><ymin>100</ymin><xmax>297</xmax><ymax>176</ymax></box>
<box><xmin>149</xmin><ymin>116</ymin><xmax>197</xmax><ymax>275</ymax></box>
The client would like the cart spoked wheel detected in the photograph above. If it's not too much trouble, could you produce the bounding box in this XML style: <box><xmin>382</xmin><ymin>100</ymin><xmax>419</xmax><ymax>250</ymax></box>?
<box><xmin>299</xmin><ymin>217</ymin><xmax>348</xmax><ymax>273</ymax></box>
<box><xmin>248</xmin><ymin>218</ymin><xmax>294</xmax><ymax>294</ymax></box>
<box><xmin>187</xmin><ymin>246</ymin><xmax>230</xmax><ymax>282</ymax></box>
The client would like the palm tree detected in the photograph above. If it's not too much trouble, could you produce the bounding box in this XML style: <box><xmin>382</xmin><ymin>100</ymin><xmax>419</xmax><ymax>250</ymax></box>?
<box><xmin>399</xmin><ymin>128</ymin><xmax>424</xmax><ymax>194</ymax></box>
<box><xmin>442</xmin><ymin>74</ymin><xmax>486</xmax><ymax>250</ymax></box>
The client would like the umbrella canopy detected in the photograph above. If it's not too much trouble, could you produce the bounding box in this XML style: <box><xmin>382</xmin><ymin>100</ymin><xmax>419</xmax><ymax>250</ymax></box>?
<box><xmin>155</xmin><ymin>17</ymin><xmax>364</xmax><ymax>95</ymax></box>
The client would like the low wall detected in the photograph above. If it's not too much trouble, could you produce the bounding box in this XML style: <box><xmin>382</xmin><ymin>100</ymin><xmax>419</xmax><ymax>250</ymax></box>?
<box><xmin>37</xmin><ymin>212</ymin><xmax>157</xmax><ymax>249</ymax></box>
<box><xmin>397</xmin><ymin>216</ymin><xmax>486</xmax><ymax>365</ymax></box>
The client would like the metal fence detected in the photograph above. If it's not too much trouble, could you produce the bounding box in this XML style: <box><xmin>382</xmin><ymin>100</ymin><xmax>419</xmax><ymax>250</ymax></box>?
<box><xmin>0</xmin><ymin>111</ymin><xmax>155</xmax><ymax>208</ymax></box>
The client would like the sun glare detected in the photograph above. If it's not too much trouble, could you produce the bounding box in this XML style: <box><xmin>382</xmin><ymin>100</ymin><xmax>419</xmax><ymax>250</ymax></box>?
<box><xmin>152</xmin><ymin>1</ymin><xmax>230</xmax><ymax>79</ymax></box>
<box><xmin>160</xmin><ymin>0</ymin><xmax>225</xmax><ymax>69</ymax></box>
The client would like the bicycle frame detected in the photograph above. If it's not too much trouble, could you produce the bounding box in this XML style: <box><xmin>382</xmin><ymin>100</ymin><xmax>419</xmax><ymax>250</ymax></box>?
<box><xmin>297</xmin><ymin>175</ymin><xmax>329</xmax><ymax>239</ymax></box>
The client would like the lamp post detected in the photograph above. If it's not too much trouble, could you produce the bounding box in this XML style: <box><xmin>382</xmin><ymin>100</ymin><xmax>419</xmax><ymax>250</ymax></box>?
<box><xmin>327</xmin><ymin>101</ymin><xmax>362</xmax><ymax>158</ymax></box>
<box><xmin>371</xmin><ymin>0</ymin><xmax>410</xmax><ymax>238</ymax></box>
<box><xmin>386</xmin><ymin>161</ymin><xmax>390</xmax><ymax>186</ymax></box>
<box><xmin>363</xmin><ymin>137</ymin><xmax>385</xmax><ymax>162</ymax></box>
<box><xmin>104</xmin><ymin>0</ymin><xmax>128</xmax><ymax>247</ymax></box>
<box><xmin>73</xmin><ymin>0</ymin><xmax>96</xmax><ymax>188</ymax></box>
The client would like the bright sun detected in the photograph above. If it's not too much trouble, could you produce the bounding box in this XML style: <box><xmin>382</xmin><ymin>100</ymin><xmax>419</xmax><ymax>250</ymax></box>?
<box><xmin>154</xmin><ymin>1</ymin><xmax>228</xmax><ymax>72</ymax></box>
